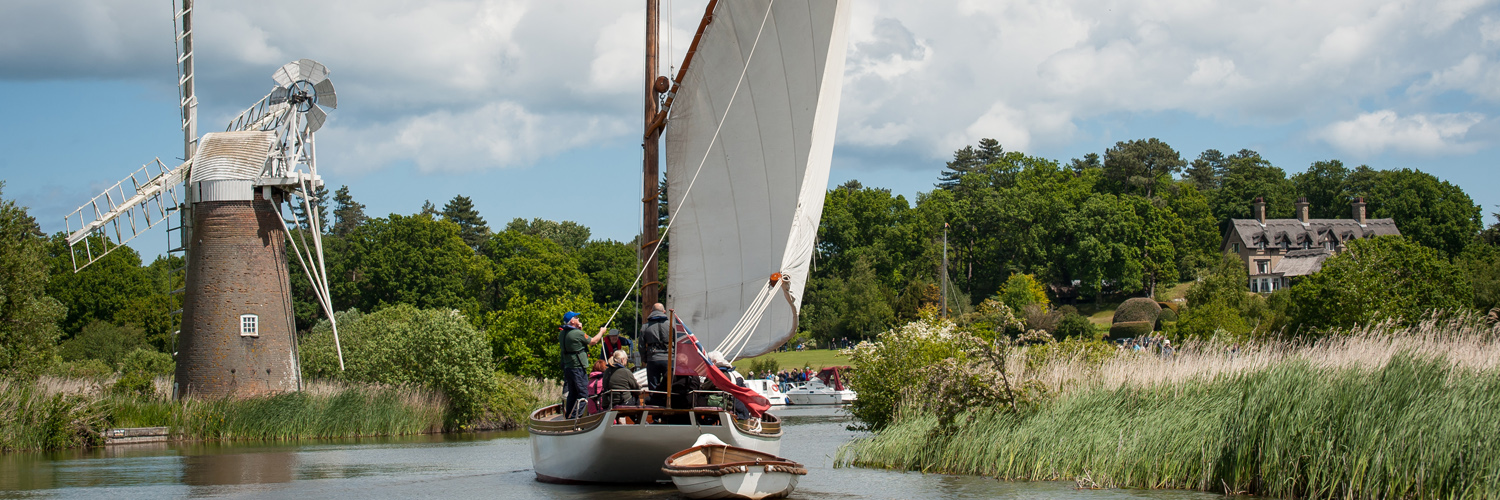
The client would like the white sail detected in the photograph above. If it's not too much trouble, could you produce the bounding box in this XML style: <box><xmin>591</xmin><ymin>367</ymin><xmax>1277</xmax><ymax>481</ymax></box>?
<box><xmin>665</xmin><ymin>0</ymin><xmax>851</xmax><ymax>358</ymax></box>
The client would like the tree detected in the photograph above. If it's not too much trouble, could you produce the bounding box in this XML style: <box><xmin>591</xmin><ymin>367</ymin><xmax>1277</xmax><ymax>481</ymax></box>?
<box><xmin>480</xmin><ymin>231</ymin><xmax>590</xmax><ymax>311</ymax></box>
<box><xmin>1457</xmin><ymin>243</ymin><xmax>1500</xmax><ymax>312</ymax></box>
<box><xmin>505</xmin><ymin>218</ymin><xmax>591</xmax><ymax>252</ymax></box>
<box><xmin>1065</xmin><ymin>193</ymin><xmax>1146</xmax><ymax>302</ymax></box>
<box><xmin>331</xmin><ymin>185</ymin><xmax>368</xmax><ymax>237</ymax></box>
<box><xmin>1288</xmin><ymin>236</ymin><xmax>1473</xmax><ymax>331</ymax></box>
<box><xmin>484</xmin><ymin>295</ymin><xmax>605</xmax><ymax>379</ymax></box>
<box><xmin>290</xmin><ymin>184</ymin><xmax>330</xmax><ymax>232</ymax></box>
<box><xmin>1185</xmin><ymin>149</ymin><xmax>1227</xmax><ymax>191</ymax></box>
<box><xmin>1175</xmin><ymin>254</ymin><xmax>1252</xmax><ymax>340</ymax></box>
<box><xmin>342</xmin><ymin>214</ymin><xmax>493</xmax><ymax>318</ymax></box>
<box><xmin>1209</xmin><ymin>150</ymin><xmax>1294</xmax><ymax>232</ymax></box>
<box><xmin>0</xmin><ymin>185</ymin><xmax>63</xmax><ymax>377</ymax></box>
<box><xmin>442</xmin><ymin>195</ymin><xmax>490</xmax><ymax>249</ymax></box>
<box><xmin>420</xmin><ymin>200</ymin><xmax>440</xmax><ymax>218</ymax></box>
<box><xmin>1358</xmin><ymin>168</ymin><xmax>1481</xmax><ymax>257</ymax></box>
<box><xmin>1100</xmin><ymin>138</ymin><xmax>1185</xmax><ymax>198</ymax></box>
<box><xmin>59</xmin><ymin>321</ymin><xmax>146</xmax><ymax>369</ymax></box>
<box><xmin>44</xmin><ymin>235</ymin><xmax>154</xmax><ymax>336</ymax></box>
<box><xmin>1291</xmin><ymin>160</ymin><xmax>1351</xmax><ymax>219</ymax></box>
<box><xmin>575</xmin><ymin>239</ymin><xmax>638</xmax><ymax>310</ymax></box>
<box><xmin>998</xmin><ymin>273</ymin><xmax>1048</xmax><ymax>311</ymax></box>
<box><xmin>937</xmin><ymin>138</ymin><xmax>1003</xmax><ymax>190</ymax></box>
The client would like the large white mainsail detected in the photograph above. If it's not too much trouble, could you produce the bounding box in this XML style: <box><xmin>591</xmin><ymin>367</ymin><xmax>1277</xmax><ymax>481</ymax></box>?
<box><xmin>665</xmin><ymin>0</ymin><xmax>851</xmax><ymax>358</ymax></box>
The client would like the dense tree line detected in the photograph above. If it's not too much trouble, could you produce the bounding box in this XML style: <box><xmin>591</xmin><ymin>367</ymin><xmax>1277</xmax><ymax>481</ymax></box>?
<box><xmin>3</xmin><ymin>135</ymin><xmax>1497</xmax><ymax>385</ymax></box>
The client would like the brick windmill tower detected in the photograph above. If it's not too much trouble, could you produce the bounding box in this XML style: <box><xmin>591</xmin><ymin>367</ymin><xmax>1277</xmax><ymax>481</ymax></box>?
<box><xmin>62</xmin><ymin>0</ymin><xmax>345</xmax><ymax>398</ymax></box>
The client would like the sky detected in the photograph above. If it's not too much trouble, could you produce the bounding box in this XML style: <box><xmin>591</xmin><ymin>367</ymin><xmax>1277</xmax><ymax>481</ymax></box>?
<box><xmin>3</xmin><ymin>0</ymin><xmax>1499</xmax><ymax>261</ymax></box>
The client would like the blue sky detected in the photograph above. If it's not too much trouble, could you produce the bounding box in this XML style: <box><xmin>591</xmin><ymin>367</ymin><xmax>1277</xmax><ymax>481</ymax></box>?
<box><xmin>3</xmin><ymin>0</ymin><xmax>1498</xmax><ymax>262</ymax></box>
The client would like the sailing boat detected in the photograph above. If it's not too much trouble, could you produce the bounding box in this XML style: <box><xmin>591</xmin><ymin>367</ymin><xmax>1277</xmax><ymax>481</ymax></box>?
<box><xmin>527</xmin><ymin>0</ymin><xmax>851</xmax><ymax>484</ymax></box>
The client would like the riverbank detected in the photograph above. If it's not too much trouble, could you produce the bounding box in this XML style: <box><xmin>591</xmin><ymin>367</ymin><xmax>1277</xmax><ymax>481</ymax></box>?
<box><xmin>837</xmin><ymin>317</ymin><xmax>1500</xmax><ymax>499</ymax></box>
<box><xmin>0</xmin><ymin>373</ymin><xmax>558</xmax><ymax>453</ymax></box>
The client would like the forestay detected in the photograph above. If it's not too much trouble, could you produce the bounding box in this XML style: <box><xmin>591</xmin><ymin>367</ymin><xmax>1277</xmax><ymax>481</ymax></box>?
<box><xmin>665</xmin><ymin>0</ymin><xmax>851</xmax><ymax>358</ymax></box>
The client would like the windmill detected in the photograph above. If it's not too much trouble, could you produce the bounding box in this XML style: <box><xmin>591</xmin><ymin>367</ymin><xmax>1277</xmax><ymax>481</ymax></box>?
<box><xmin>61</xmin><ymin>0</ymin><xmax>344</xmax><ymax>398</ymax></box>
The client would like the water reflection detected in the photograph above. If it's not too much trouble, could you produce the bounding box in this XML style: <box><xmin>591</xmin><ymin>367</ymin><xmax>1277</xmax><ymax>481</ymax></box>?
<box><xmin>0</xmin><ymin>407</ymin><xmax>1232</xmax><ymax>499</ymax></box>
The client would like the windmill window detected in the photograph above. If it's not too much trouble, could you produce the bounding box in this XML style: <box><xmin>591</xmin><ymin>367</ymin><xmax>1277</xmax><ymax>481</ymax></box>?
<box><xmin>240</xmin><ymin>314</ymin><xmax>259</xmax><ymax>337</ymax></box>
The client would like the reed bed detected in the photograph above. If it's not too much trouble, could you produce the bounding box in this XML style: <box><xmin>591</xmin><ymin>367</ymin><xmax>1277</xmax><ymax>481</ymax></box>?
<box><xmin>839</xmin><ymin>318</ymin><xmax>1500</xmax><ymax>499</ymax></box>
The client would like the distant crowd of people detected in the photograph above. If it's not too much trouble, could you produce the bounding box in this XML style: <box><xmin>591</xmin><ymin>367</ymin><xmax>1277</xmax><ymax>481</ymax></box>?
<box><xmin>1119</xmin><ymin>336</ymin><xmax>1175</xmax><ymax>357</ymax></box>
<box><xmin>750</xmin><ymin>368</ymin><xmax>816</xmax><ymax>393</ymax></box>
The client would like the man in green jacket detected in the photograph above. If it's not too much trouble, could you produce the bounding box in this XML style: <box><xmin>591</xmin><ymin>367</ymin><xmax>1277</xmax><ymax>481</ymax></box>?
<box><xmin>559</xmin><ymin>311</ymin><xmax>606</xmax><ymax>418</ymax></box>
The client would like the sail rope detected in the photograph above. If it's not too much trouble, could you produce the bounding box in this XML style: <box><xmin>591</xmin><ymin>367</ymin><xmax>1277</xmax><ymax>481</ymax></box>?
<box><xmin>602</xmin><ymin>0</ymin><xmax>779</xmax><ymax>332</ymax></box>
<box><xmin>718</xmin><ymin>280</ymin><xmax>779</xmax><ymax>359</ymax></box>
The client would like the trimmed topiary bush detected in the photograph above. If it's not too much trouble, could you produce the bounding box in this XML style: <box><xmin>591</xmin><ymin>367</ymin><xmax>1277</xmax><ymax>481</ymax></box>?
<box><xmin>1109</xmin><ymin>321</ymin><xmax>1154</xmax><ymax>338</ymax></box>
<box><xmin>1054</xmin><ymin>313</ymin><xmax>1095</xmax><ymax>340</ymax></box>
<box><xmin>1112</xmin><ymin>298</ymin><xmax>1161</xmax><ymax>325</ymax></box>
<box><xmin>1156</xmin><ymin>308</ymin><xmax>1178</xmax><ymax>330</ymax></box>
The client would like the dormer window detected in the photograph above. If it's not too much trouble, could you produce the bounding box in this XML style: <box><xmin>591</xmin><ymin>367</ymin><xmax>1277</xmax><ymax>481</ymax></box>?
<box><xmin>240</xmin><ymin>314</ymin><xmax>259</xmax><ymax>337</ymax></box>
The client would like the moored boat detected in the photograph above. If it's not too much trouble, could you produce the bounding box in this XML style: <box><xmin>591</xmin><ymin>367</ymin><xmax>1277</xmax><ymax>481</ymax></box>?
<box><xmin>663</xmin><ymin>435</ymin><xmax>807</xmax><ymax>500</ymax></box>
<box><xmin>784</xmin><ymin>367</ymin><xmax>856</xmax><ymax>405</ymax></box>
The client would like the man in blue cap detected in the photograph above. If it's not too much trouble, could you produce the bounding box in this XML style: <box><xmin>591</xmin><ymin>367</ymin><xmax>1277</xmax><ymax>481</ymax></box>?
<box><xmin>559</xmin><ymin>311</ymin><xmax>606</xmax><ymax>418</ymax></box>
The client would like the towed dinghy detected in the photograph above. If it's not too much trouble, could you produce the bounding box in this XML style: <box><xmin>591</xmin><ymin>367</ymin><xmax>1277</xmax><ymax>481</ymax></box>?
<box><xmin>663</xmin><ymin>435</ymin><xmax>807</xmax><ymax>500</ymax></box>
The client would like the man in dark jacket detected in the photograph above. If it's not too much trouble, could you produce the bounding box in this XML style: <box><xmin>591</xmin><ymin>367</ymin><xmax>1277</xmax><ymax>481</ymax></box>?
<box><xmin>639</xmin><ymin>303</ymin><xmax>671</xmax><ymax>406</ymax></box>
<box><xmin>559</xmin><ymin>311</ymin><xmax>605</xmax><ymax>418</ymax></box>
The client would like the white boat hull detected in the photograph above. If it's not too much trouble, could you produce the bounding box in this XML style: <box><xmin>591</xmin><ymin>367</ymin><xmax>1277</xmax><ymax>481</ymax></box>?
<box><xmin>670</xmin><ymin>466</ymin><xmax>800</xmax><ymax>499</ymax></box>
<box><xmin>785</xmin><ymin>388</ymin><xmax>856</xmax><ymax>405</ymax></box>
<box><xmin>529</xmin><ymin>406</ymin><xmax>781</xmax><ymax>484</ymax></box>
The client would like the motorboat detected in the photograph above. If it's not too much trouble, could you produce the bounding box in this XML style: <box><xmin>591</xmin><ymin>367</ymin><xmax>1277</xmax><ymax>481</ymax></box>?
<box><xmin>784</xmin><ymin>367</ymin><xmax>856</xmax><ymax>405</ymax></box>
<box><xmin>742</xmin><ymin>378</ymin><xmax>789</xmax><ymax>406</ymax></box>
<box><xmin>663</xmin><ymin>434</ymin><xmax>806</xmax><ymax>500</ymax></box>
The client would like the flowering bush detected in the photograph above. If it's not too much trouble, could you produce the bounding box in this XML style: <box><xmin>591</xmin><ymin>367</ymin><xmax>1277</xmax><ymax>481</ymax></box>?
<box><xmin>844</xmin><ymin>318</ymin><xmax>975</xmax><ymax>429</ymax></box>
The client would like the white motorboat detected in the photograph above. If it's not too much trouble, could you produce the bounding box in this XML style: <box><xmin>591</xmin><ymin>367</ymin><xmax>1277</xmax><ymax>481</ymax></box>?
<box><xmin>527</xmin><ymin>0</ymin><xmax>851</xmax><ymax>485</ymax></box>
<box><xmin>663</xmin><ymin>434</ymin><xmax>806</xmax><ymax>500</ymax></box>
<box><xmin>743</xmin><ymin>378</ymin><xmax>789</xmax><ymax>406</ymax></box>
<box><xmin>784</xmin><ymin>367</ymin><xmax>856</xmax><ymax>405</ymax></box>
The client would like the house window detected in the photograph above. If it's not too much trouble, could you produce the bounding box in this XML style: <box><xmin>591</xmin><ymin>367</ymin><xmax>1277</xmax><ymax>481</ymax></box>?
<box><xmin>1256</xmin><ymin>260</ymin><xmax>1270</xmax><ymax>274</ymax></box>
<box><xmin>1232</xmin><ymin>243</ymin><xmax>1240</xmax><ymax>252</ymax></box>
<box><xmin>240</xmin><ymin>314</ymin><xmax>259</xmax><ymax>337</ymax></box>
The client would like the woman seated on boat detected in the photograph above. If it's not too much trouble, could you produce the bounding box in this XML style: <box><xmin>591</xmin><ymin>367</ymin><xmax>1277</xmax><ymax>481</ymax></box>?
<box><xmin>586</xmin><ymin>359</ymin><xmax>607</xmax><ymax>414</ymax></box>
<box><xmin>603</xmin><ymin>349</ymin><xmax>641</xmax><ymax>409</ymax></box>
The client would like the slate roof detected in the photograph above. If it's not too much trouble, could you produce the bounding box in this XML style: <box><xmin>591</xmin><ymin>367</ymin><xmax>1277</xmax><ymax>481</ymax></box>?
<box><xmin>1272</xmin><ymin>249</ymin><xmax>1332</xmax><ymax>277</ymax></box>
<box><xmin>1223</xmin><ymin>218</ymin><xmax>1400</xmax><ymax>251</ymax></box>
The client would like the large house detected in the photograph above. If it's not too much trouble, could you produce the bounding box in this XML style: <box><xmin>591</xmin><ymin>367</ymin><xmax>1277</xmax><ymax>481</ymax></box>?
<box><xmin>1221</xmin><ymin>197</ymin><xmax>1400</xmax><ymax>293</ymax></box>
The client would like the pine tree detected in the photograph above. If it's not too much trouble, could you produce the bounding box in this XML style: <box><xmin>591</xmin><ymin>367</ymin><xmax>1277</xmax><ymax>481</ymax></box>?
<box><xmin>331</xmin><ymin>185</ymin><xmax>367</xmax><ymax>236</ymax></box>
<box><xmin>442</xmin><ymin>195</ymin><xmax>490</xmax><ymax>249</ymax></box>
<box><xmin>289</xmin><ymin>185</ymin><xmax>329</xmax><ymax>232</ymax></box>
<box><xmin>937</xmin><ymin>138</ymin><xmax>1004</xmax><ymax>189</ymax></box>
<box><xmin>420</xmin><ymin>200</ymin><xmax>440</xmax><ymax>218</ymax></box>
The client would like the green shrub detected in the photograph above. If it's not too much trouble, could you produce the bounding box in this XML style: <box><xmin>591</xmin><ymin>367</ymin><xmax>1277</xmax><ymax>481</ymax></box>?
<box><xmin>112</xmin><ymin>348</ymin><xmax>174</xmax><ymax>398</ymax></box>
<box><xmin>302</xmin><ymin>305</ymin><xmax>495</xmax><ymax>425</ymax></box>
<box><xmin>46</xmin><ymin>359</ymin><xmax>113</xmax><ymax>380</ymax></box>
<box><xmin>1111</xmin><ymin>297</ymin><xmax>1161</xmax><ymax>325</ymax></box>
<box><xmin>1053</xmin><ymin>313</ymin><xmax>1095</xmax><ymax>340</ymax></box>
<box><xmin>845</xmin><ymin>318</ymin><xmax>977</xmax><ymax>429</ymax></box>
<box><xmin>1108</xmin><ymin>320</ymin><xmax>1153</xmax><ymax>338</ymax></box>
<box><xmin>746</xmin><ymin>357</ymin><xmax>780</xmax><ymax>377</ymax></box>
<box><xmin>1156</xmin><ymin>307</ymin><xmax>1178</xmax><ymax>329</ymax></box>
<box><xmin>59</xmin><ymin>321</ymin><xmax>145</xmax><ymax>369</ymax></box>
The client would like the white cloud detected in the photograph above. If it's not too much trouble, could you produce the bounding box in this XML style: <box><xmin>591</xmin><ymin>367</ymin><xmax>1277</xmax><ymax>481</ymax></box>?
<box><xmin>7</xmin><ymin>0</ymin><xmax>1500</xmax><ymax>172</ymax></box>
<box><xmin>324</xmin><ymin>101</ymin><xmax>629</xmax><ymax>173</ymax></box>
<box><xmin>1317</xmin><ymin>110</ymin><xmax>1485</xmax><ymax>156</ymax></box>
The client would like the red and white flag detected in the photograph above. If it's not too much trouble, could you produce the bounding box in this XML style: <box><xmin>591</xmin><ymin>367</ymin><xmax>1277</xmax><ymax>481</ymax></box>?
<box><xmin>672</xmin><ymin>316</ymin><xmax>771</xmax><ymax>417</ymax></box>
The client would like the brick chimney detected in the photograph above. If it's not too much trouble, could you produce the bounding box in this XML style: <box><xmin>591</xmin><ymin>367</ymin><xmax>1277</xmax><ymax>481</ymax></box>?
<box><xmin>1352</xmin><ymin>197</ymin><xmax>1367</xmax><ymax>225</ymax></box>
<box><xmin>1295</xmin><ymin>197</ymin><xmax>1310</xmax><ymax>223</ymax></box>
<box><xmin>1252</xmin><ymin>197</ymin><xmax>1266</xmax><ymax>224</ymax></box>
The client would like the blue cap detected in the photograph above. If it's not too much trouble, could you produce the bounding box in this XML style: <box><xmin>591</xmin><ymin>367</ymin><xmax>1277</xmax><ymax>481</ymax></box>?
<box><xmin>562</xmin><ymin>311</ymin><xmax>582</xmax><ymax>323</ymax></box>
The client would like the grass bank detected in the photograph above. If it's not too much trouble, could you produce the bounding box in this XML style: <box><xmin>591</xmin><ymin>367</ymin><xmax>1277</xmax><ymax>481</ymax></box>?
<box><xmin>0</xmin><ymin>373</ymin><xmax>560</xmax><ymax>452</ymax></box>
<box><xmin>731</xmin><ymin>349</ymin><xmax>851</xmax><ymax>373</ymax></box>
<box><xmin>838</xmin><ymin>318</ymin><xmax>1500</xmax><ymax>499</ymax></box>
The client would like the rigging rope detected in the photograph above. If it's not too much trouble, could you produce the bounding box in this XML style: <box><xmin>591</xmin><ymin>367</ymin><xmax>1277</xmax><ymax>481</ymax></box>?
<box><xmin>603</xmin><ymin>0</ymin><xmax>779</xmax><ymax>333</ymax></box>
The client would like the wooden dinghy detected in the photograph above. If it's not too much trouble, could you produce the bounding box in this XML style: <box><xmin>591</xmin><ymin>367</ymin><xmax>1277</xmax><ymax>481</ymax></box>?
<box><xmin>663</xmin><ymin>435</ymin><xmax>807</xmax><ymax>500</ymax></box>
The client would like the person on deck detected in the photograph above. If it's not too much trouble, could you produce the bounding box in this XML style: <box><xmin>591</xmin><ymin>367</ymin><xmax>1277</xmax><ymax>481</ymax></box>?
<box><xmin>640</xmin><ymin>303</ymin><xmax>672</xmax><ymax>406</ymax></box>
<box><xmin>603</xmin><ymin>349</ymin><xmax>641</xmax><ymax>409</ymax></box>
<box><xmin>586</xmin><ymin>359</ymin><xmax>607</xmax><ymax>414</ymax></box>
<box><xmin>601</xmin><ymin>329</ymin><xmax>633</xmax><ymax>366</ymax></box>
<box><xmin>559</xmin><ymin>311</ymin><xmax>606</xmax><ymax>418</ymax></box>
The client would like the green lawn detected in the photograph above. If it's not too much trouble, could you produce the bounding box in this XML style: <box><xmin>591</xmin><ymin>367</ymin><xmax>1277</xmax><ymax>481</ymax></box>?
<box><xmin>732</xmin><ymin>349</ymin><xmax>851</xmax><ymax>373</ymax></box>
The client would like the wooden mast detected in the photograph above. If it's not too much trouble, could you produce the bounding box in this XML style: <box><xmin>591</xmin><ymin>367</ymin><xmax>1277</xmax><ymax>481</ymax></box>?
<box><xmin>641</xmin><ymin>0</ymin><xmax>663</xmax><ymax>320</ymax></box>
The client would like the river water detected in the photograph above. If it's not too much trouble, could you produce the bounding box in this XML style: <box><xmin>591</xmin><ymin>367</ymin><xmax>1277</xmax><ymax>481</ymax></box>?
<box><xmin>0</xmin><ymin>406</ymin><xmax>1226</xmax><ymax>499</ymax></box>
